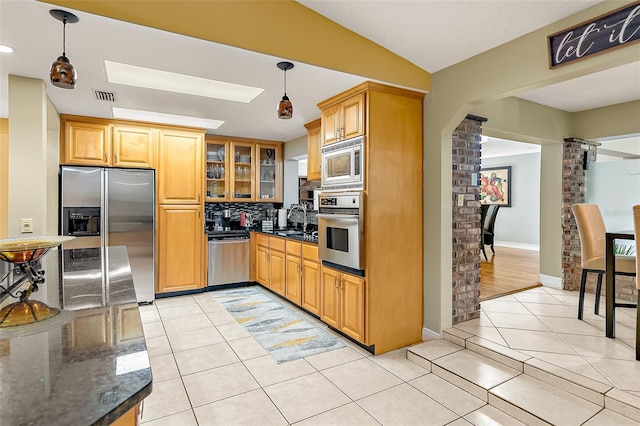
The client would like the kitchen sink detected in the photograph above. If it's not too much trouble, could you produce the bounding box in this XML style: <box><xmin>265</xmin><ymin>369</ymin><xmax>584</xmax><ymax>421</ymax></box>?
<box><xmin>276</xmin><ymin>230</ymin><xmax>304</xmax><ymax>236</ymax></box>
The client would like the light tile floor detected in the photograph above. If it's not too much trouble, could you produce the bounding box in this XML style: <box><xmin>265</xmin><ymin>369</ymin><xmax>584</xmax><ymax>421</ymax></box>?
<box><xmin>456</xmin><ymin>286</ymin><xmax>639</xmax><ymax>393</ymax></box>
<box><xmin>138</xmin><ymin>285</ymin><xmax>638</xmax><ymax>425</ymax></box>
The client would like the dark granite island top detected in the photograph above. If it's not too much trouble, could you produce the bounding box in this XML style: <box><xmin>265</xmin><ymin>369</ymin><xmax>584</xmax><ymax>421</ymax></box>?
<box><xmin>0</xmin><ymin>246</ymin><xmax>152</xmax><ymax>425</ymax></box>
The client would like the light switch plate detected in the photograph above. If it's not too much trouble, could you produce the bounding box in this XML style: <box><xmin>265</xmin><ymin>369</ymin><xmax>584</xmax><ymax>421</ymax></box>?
<box><xmin>457</xmin><ymin>194</ymin><xmax>465</xmax><ymax>207</ymax></box>
<box><xmin>20</xmin><ymin>218</ymin><xmax>33</xmax><ymax>233</ymax></box>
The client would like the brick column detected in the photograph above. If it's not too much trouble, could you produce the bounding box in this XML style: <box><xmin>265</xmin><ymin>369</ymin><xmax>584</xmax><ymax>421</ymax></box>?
<box><xmin>561</xmin><ymin>138</ymin><xmax>596</xmax><ymax>290</ymax></box>
<box><xmin>451</xmin><ymin>115</ymin><xmax>486</xmax><ymax>324</ymax></box>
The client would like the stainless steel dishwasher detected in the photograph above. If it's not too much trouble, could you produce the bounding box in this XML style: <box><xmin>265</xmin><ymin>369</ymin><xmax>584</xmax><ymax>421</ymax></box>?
<box><xmin>207</xmin><ymin>231</ymin><xmax>250</xmax><ymax>287</ymax></box>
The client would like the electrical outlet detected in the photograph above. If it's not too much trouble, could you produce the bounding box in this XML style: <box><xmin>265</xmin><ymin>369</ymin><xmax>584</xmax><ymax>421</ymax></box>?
<box><xmin>20</xmin><ymin>218</ymin><xmax>33</xmax><ymax>233</ymax></box>
<box><xmin>457</xmin><ymin>194</ymin><xmax>465</xmax><ymax>207</ymax></box>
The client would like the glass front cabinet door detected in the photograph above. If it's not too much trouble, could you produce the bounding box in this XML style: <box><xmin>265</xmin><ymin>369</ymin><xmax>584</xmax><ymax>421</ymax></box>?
<box><xmin>230</xmin><ymin>142</ymin><xmax>255</xmax><ymax>201</ymax></box>
<box><xmin>205</xmin><ymin>139</ymin><xmax>229</xmax><ymax>202</ymax></box>
<box><xmin>257</xmin><ymin>144</ymin><xmax>282</xmax><ymax>202</ymax></box>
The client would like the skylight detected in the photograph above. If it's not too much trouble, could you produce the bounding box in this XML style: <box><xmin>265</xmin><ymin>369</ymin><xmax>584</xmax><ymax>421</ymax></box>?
<box><xmin>104</xmin><ymin>60</ymin><xmax>264</xmax><ymax>103</ymax></box>
<box><xmin>112</xmin><ymin>107</ymin><xmax>224</xmax><ymax>130</ymax></box>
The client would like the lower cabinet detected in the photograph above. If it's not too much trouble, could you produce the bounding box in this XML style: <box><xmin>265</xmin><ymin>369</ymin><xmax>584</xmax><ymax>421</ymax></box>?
<box><xmin>255</xmin><ymin>235</ymin><xmax>285</xmax><ymax>296</ymax></box>
<box><xmin>301</xmin><ymin>244</ymin><xmax>321</xmax><ymax>316</ymax></box>
<box><xmin>252</xmin><ymin>234</ymin><xmax>362</xmax><ymax>342</ymax></box>
<box><xmin>321</xmin><ymin>266</ymin><xmax>365</xmax><ymax>342</ymax></box>
<box><xmin>285</xmin><ymin>240</ymin><xmax>302</xmax><ymax>305</ymax></box>
<box><xmin>109</xmin><ymin>402</ymin><xmax>141</xmax><ymax>426</ymax></box>
<box><xmin>256</xmin><ymin>244</ymin><xmax>270</xmax><ymax>287</ymax></box>
<box><xmin>157</xmin><ymin>204</ymin><xmax>204</xmax><ymax>293</ymax></box>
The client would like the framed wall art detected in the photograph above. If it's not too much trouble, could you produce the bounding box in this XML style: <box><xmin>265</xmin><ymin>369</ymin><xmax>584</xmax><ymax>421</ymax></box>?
<box><xmin>480</xmin><ymin>166</ymin><xmax>511</xmax><ymax>207</ymax></box>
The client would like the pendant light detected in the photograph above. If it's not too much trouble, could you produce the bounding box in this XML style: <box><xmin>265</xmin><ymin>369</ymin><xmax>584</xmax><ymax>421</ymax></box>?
<box><xmin>276</xmin><ymin>61</ymin><xmax>294</xmax><ymax>119</ymax></box>
<box><xmin>49</xmin><ymin>9</ymin><xmax>79</xmax><ymax>89</ymax></box>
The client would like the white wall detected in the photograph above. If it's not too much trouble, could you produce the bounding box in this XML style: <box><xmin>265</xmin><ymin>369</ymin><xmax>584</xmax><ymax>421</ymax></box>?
<box><xmin>586</xmin><ymin>158</ymin><xmax>640</xmax><ymax>235</ymax></box>
<box><xmin>482</xmin><ymin>151</ymin><xmax>541</xmax><ymax>248</ymax></box>
<box><xmin>282</xmin><ymin>160</ymin><xmax>299</xmax><ymax>209</ymax></box>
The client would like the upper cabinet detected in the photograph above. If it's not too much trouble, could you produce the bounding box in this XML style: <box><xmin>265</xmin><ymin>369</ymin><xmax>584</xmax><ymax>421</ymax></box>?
<box><xmin>319</xmin><ymin>92</ymin><xmax>365</xmax><ymax>145</ymax></box>
<box><xmin>205</xmin><ymin>137</ymin><xmax>230</xmax><ymax>201</ymax></box>
<box><xmin>206</xmin><ymin>135</ymin><xmax>283</xmax><ymax>203</ymax></box>
<box><xmin>304</xmin><ymin>118</ymin><xmax>321</xmax><ymax>181</ymax></box>
<box><xmin>157</xmin><ymin>128</ymin><xmax>204</xmax><ymax>205</ymax></box>
<box><xmin>256</xmin><ymin>144</ymin><xmax>283</xmax><ymax>202</ymax></box>
<box><xmin>61</xmin><ymin>116</ymin><xmax>155</xmax><ymax>168</ymax></box>
<box><xmin>230</xmin><ymin>141</ymin><xmax>255</xmax><ymax>202</ymax></box>
<box><xmin>62</xmin><ymin>120</ymin><xmax>111</xmax><ymax>166</ymax></box>
<box><xmin>112</xmin><ymin>125</ymin><xmax>155</xmax><ymax>168</ymax></box>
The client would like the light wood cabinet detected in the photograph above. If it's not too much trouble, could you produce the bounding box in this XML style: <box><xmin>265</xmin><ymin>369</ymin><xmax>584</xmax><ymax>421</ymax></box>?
<box><xmin>205</xmin><ymin>137</ymin><xmax>230</xmax><ymax>201</ymax></box>
<box><xmin>62</xmin><ymin>120</ymin><xmax>111</xmax><ymax>165</ymax></box>
<box><xmin>112</xmin><ymin>125</ymin><xmax>155</xmax><ymax>168</ymax></box>
<box><xmin>269</xmin><ymin>248</ymin><xmax>286</xmax><ymax>296</ymax></box>
<box><xmin>230</xmin><ymin>141</ymin><xmax>255</xmax><ymax>202</ymax></box>
<box><xmin>340</xmin><ymin>273</ymin><xmax>365</xmax><ymax>342</ymax></box>
<box><xmin>110</xmin><ymin>403</ymin><xmax>140</xmax><ymax>426</ymax></box>
<box><xmin>255</xmin><ymin>235</ymin><xmax>285</xmax><ymax>296</ymax></box>
<box><xmin>304</xmin><ymin>118</ymin><xmax>321</xmax><ymax>181</ymax></box>
<box><xmin>61</xmin><ymin>117</ymin><xmax>155</xmax><ymax>168</ymax></box>
<box><xmin>320</xmin><ymin>92</ymin><xmax>364</xmax><ymax>145</ymax></box>
<box><xmin>157</xmin><ymin>204</ymin><xmax>204</xmax><ymax>293</ymax></box>
<box><xmin>285</xmin><ymin>240</ymin><xmax>302</xmax><ymax>305</ymax></box>
<box><xmin>157</xmin><ymin>129</ymin><xmax>204</xmax><ymax>205</ymax></box>
<box><xmin>320</xmin><ymin>267</ymin><xmax>340</xmax><ymax>329</ymax></box>
<box><xmin>301</xmin><ymin>244</ymin><xmax>321</xmax><ymax>316</ymax></box>
<box><xmin>256</xmin><ymin>244</ymin><xmax>270</xmax><ymax>287</ymax></box>
<box><xmin>321</xmin><ymin>266</ymin><xmax>365</xmax><ymax>342</ymax></box>
<box><xmin>256</xmin><ymin>144</ymin><xmax>283</xmax><ymax>202</ymax></box>
<box><xmin>207</xmin><ymin>136</ymin><xmax>284</xmax><ymax>203</ymax></box>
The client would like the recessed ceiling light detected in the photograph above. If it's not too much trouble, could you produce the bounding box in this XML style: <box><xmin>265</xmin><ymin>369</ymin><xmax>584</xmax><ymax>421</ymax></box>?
<box><xmin>112</xmin><ymin>107</ymin><xmax>224</xmax><ymax>130</ymax></box>
<box><xmin>0</xmin><ymin>44</ymin><xmax>15</xmax><ymax>54</ymax></box>
<box><xmin>104</xmin><ymin>60</ymin><xmax>264</xmax><ymax>103</ymax></box>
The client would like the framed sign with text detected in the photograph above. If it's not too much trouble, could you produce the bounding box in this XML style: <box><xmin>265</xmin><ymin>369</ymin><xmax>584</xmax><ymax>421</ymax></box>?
<box><xmin>548</xmin><ymin>1</ymin><xmax>640</xmax><ymax>68</ymax></box>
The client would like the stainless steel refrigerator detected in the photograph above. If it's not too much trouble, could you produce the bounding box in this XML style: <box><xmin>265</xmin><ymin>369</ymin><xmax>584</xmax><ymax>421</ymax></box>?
<box><xmin>60</xmin><ymin>166</ymin><xmax>155</xmax><ymax>304</ymax></box>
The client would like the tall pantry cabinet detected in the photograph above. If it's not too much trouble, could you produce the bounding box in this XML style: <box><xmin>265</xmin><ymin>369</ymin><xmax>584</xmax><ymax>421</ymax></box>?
<box><xmin>317</xmin><ymin>82</ymin><xmax>424</xmax><ymax>354</ymax></box>
<box><xmin>156</xmin><ymin>128</ymin><xmax>206</xmax><ymax>293</ymax></box>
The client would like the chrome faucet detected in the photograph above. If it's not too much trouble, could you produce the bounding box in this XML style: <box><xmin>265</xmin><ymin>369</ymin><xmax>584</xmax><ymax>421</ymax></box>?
<box><xmin>287</xmin><ymin>204</ymin><xmax>307</xmax><ymax>232</ymax></box>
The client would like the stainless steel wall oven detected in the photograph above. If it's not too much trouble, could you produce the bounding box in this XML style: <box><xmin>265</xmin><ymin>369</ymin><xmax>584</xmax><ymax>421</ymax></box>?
<box><xmin>317</xmin><ymin>191</ymin><xmax>364</xmax><ymax>270</ymax></box>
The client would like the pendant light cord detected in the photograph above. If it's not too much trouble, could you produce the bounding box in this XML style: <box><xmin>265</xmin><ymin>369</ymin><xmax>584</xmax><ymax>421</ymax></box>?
<box><xmin>62</xmin><ymin>17</ymin><xmax>67</xmax><ymax>56</ymax></box>
<box><xmin>283</xmin><ymin>67</ymin><xmax>287</xmax><ymax>96</ymax></box>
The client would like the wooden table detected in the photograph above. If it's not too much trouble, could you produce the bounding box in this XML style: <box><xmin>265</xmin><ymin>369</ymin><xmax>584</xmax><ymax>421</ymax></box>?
<box><xmin>605</xmin><ymin>230</ymin><xmax>635</xmax><ymax>338</ymax></box>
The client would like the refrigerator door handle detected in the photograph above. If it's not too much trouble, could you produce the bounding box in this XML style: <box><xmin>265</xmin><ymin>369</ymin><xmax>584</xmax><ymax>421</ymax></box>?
<box><xmin>102</xmin><ymin>170</ymin><xmax>109</xmax><ymax>248</ymax></box>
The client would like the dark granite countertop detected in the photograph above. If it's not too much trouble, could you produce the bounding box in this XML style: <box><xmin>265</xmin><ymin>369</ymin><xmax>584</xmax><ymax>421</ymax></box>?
<box><xmin>253</xmin><ymin>229</ymin><xmax>318</xmax><ymax>244</ymax></box>
<box><xmin>0</xmin><ymin>246</ymin><xmax>152</xmax><ymax>426</ymax></box>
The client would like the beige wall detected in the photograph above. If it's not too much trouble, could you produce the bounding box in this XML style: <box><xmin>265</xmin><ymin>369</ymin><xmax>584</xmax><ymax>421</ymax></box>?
<box><xmin>0</xmin><ymin>118</ymin><xmax>8</xmax><ymax>238</ymax></box>
<box><xmin>284</xmin><ymin>134</ymin><xmax>307</xmax><ymax>160</ymax></box>
<box><xmin>573</xmin><ymin>100</ymin><xmax>640</xmax><ymax>140</ymax></box>
<box><xmin>8</xmin><ymin>75</ymin><xmax>59</xmax><ymax>237</ymax></box>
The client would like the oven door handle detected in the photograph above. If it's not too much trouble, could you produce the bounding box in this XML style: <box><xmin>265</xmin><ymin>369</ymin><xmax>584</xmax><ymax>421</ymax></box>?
<box><xmin>317</xmin><ymin>213</ymin><xmax>359</xmax><ymax>222</ymax></box>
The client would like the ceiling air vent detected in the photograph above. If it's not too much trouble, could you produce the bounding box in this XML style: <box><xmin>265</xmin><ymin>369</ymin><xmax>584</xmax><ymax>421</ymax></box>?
<box><xmin>92</xmin><ymin>89</ymin><xmax>117</xmax><ymax>102</ymax></box>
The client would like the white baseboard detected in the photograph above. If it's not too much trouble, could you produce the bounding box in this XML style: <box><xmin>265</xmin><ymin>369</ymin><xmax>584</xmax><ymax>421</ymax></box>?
<box><xmin>539</xmin><ymin>274</ymin><xmax>562</xmax><ymax>289</ymax></box>
<box><xmin>422</xmin><ymin>327</ymin><xmax>441</xmax><ymax>341</ymax></box>
<box><xmin>495</xmin><ymin>241</ymin><xmax>539</xmax><ymax>251</ymax></box>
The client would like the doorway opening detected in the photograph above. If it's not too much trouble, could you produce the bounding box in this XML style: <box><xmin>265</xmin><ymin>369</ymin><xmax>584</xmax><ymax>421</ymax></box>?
<box><xmin>479</xmin><ymin>138</ymin><xmax>541</xmax><ymax>300</ymax></box>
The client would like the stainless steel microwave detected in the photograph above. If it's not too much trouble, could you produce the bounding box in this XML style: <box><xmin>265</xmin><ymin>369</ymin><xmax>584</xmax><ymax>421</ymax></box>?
<box><xmin>321</xmin><ymin>136</ymin><xmax>364</xmax><ymax>191</ymax></box>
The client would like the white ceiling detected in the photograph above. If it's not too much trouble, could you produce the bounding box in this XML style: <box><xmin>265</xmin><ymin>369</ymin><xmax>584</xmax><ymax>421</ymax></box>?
<box><xmin>1</xmin><ymin>0</ymin><xmax>638</xmax><ymax>143</ymax></box>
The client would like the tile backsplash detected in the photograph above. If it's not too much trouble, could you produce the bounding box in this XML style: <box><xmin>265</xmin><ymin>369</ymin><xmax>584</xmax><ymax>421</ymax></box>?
<box><xmin>204</xmin><ymin>202</ymin><xmax>317</xmax><ymax>229</ymax></box>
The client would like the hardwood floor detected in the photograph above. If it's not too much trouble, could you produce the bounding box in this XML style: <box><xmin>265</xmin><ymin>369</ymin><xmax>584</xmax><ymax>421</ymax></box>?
<box><xmin>480</xmin><ymin>246</ymin><xmax>541</xmax><ymax>301</ymax></box>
